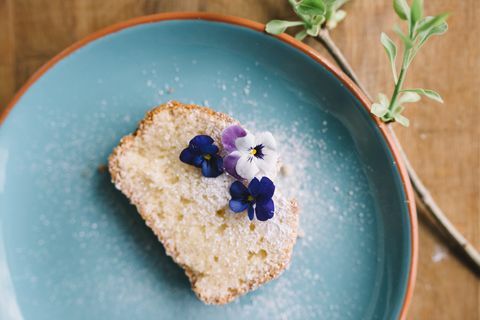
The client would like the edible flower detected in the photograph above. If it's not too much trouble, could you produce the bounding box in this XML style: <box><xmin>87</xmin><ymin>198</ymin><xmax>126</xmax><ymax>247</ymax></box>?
<box><xmin>222</xmin><ymin>125</ymin><xmax>278</xmax><ymax>181</ymax></box>
<box><xmin>180</xmin><ymin>135</ymin><xmax>223</xmax><ymax>177</ymax></box>
<box><xmin>229</xmin><ymin>177</ymin><xmax>275</xmax><ymax>221</ymax></box>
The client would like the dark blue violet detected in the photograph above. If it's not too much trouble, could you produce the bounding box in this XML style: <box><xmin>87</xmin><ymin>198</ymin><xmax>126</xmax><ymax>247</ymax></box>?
<box><xmin>179</xmin><ymin>135</ymin><xmax>224</xmax><ymax>178</ymax></box>
<box><xmin>229</xmin><ymin>177</ymin><xmax>275</xmax><ymax>221</ymax></box>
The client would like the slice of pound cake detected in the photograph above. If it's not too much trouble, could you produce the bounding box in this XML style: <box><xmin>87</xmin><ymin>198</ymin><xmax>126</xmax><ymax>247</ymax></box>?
<box><xmin>108</xmin><ymin>101</ymin><xmax>299</xmax><ymax>304</ymax></box>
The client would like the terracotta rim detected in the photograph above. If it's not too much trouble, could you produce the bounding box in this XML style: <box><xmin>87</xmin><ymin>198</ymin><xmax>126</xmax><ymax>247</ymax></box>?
<box><xmin>1</xmin><ymin>12</ymin><xmax>417</xmax><ymax>319</ymax></box>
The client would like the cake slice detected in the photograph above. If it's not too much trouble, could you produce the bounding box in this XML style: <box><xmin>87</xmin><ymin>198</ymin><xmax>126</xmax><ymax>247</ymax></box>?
<box><xmin>108</xmin><ymin>101</ymin><xmax>299</xmax><ymax>304</ymax></box>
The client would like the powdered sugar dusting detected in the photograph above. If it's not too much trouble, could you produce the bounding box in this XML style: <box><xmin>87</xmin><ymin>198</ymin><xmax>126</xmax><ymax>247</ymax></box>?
<box><xmin>232</xmin><ymin>109</ymin><xmax>379</xmax><ymax>318</ymax></box>
<box><xmin>4</xmin><ymin>53</ymin><xmax>384</xmax><ymax>319</ymax></box>
<box><xmin>134</xmin><ymin>61</ymin><xmax>381</xmax><ymax>318</ymax></box>
<box><xmin>432</xmin><ymin>245</ymin><xmax>448</xmax><ymax>263</ymax></box>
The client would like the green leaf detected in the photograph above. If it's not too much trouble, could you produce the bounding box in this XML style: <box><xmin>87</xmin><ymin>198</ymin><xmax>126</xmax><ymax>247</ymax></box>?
<box><xmin>324</xmin><ymin>3</ymin><xmax>335</xmax><ymax>21</ymax></box>
<box><xmin>394</xmin><ymin>113</ymin><xmax>410</xmax><ymax>127</ymax></box>
<box><xmin>392</xmin><ymin>104</ymin><xmax>405</xmax><ymax>115</ymax></box>
<box><xmin>371</xmin><ymin>93</ymin><xmax>390</xmax><ymax>118</ymax></box>
<box><xmin>380</xmin><ymin>32</ymin><xmax>398</xmax><ymax>81</ymax></box>
<box><xmin>394</xmin><ymin>25</ymin><xmax>413</xmax><ymax>48</ymax></box>
<box><xmin>416</xmin><ymin>16</ymin><xmax>433</xmax><ymax>31</ymax></box>
<box><xmin>295</xmin><ymin>29</ymin><xmax>308</xmax><ymax>40</ymax></box>
<box><xmin>265</xmin><ymin>20</ymin><xmax>305</xmax><ymax>34</ymax></box>
<box><xmin>416</xmin><ymin>12</ymin><xmax>449</xmax><ymax>33</ymax></box>
<box><xmin>324</xmin><ymin>0</ymin><xmax>347</xmax><ymax>21</ymax></box>
<box><xmin>417</xmin><ymin>19</ymin><xmax>448</xmax><ymax>46</ymax></box>
<box><xmin>402</xmin><ymin>88</ymin><xmax>444</xmax><ymax>103</ymax></box>
<box><xmin>411</xmin><ymin>0</ymin><xmax>423</xmax><ymax>25</ymax></box>
<box><xmin>306</xmin><ymin>23</ymin><xmax>321</xmax><ymax>36</ymax></box>
<box><xmin>297</xmin><ymin>0</ymin><xmax>326</xmax><ymax>16</ymax></box>
<box><xmin>371</xmin><ymin>102</ymin><xmax>388</xmax><ymax>117</ymax></box>
<box><xmin>398</xmin><ymin>91</ymin><xmax>421</xmax><ymax>105</ymax></box>
<box><xmin>378</xmin><ymin>93</ymin><xmax>389</xmax><ymax>106</ymax></box>
<box><xmin>311</xmin><ymin>14</ymin><xmax>326</xmax><ymax>26</ymax></box>
<box><xmin>407</xmin><ymin>19</ymin><xmax>448</xmax><ymax>65</ymax></box>
<box><xmin>393</xmin><ymin>0</ymin><xmax>410</xmax><ymax>21</ymax></box>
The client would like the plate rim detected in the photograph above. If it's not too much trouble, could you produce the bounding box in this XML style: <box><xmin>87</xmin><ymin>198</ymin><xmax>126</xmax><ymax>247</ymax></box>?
<box><xmin>0</xmin><ymin>12</ymin><xmax>417</xmax><ymax>319</ymax></box>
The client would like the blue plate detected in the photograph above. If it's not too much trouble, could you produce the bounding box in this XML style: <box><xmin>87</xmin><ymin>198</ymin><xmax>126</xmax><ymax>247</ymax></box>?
<box><xmin>0</xmin><ymin>13</ymin><xmax>416</xmax><ymax>320</ymax></box>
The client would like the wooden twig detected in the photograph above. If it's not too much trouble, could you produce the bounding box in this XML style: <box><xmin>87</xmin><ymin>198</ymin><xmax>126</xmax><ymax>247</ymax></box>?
<box><xmin>317</xmin><ymin>27</ymin><xmax>480</xmax><ymax>273</ymax></box>
<box><xmin>318</xmin><ymin>29</ymin><xmax>368</xmax><ymax>95</ymax></box>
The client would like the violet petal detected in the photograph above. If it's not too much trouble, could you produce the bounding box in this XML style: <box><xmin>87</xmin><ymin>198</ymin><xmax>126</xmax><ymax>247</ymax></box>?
<box><xmin>248</xmin><ymin>205</ymin><xmax>255</xmax><ymax>220</ymax></box>
<box><xmin>180</xmin><ymin>148</ymin><xmax>203</xmax><ymax>168</ymax></box>
<box><xmin>190</xmin><ymin>135</ymin><xmax>214</xmax><ymax>150</ymax></box>
<box><xmin>224</xmin><ymin>153</ymin><xmax>243</xmax><ymax>180</ymax></box>
<box><xmin>256</xmin><ymin>177</ymin><xmax>275</xmax><ymax>203</ymax></box>
<box><xmin>229</xmin><ymin>199</ymin><xmax>249</xmax><ymax>213</ymax></box>
<box><xmin>255</xmin><ymin>199</ymin><xmax>275</xmax><ymax>221</ymax></box>
<box><xmin>247</xmin><ymin>177</ymin><xmax>261</xmax><ymax>197</ymax></box>
<box><xmin>221</xmin><ymin>125</ymin><xmax>247</xmax><ymax>153</ymax></box>
<box><xmin>229</xmin><ymin>180</ymin><xmax>249</xmax><ymax>199</ymax></box>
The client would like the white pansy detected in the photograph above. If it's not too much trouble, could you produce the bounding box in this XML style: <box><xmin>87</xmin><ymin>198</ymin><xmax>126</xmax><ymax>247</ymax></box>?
<box><xmin>230</xmin><ymin>131</ymin><xmax>278</xmax><ymax>181</ymax></box>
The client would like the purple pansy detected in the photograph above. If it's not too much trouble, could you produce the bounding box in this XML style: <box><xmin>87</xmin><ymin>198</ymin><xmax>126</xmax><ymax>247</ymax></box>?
<box><xmin>221</xmin><ymin>125</ymin><xmax>278</xmax><ymax>181</ymax></box>
<box><xmin>229</xmin><ymin>177</ymin><xmax>275</xmax><ymax>221</ymax></box>
<box><xmin>179</xmin><ymin>135</ymin><xmax>223</xmax><ymax>178</ymax></box>
<box><xmin>222</xmin><ymin>125</ymin><xmax>247</xmax><ymax>153</ymax></box>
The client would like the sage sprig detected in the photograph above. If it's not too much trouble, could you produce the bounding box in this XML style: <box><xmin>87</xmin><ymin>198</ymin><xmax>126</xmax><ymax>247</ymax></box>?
<box><xmin>265</xmin><ymin>0</ymin><xmax>349</xmax><ymax>40</ymax></box>
<box><xmin>266</xmin><ymin>0</ymin><xmax>448</xmax><ymax>127</ymax></box>
<box><xmin>372</xmin><ymin>0</ymin><xmax>448</xmax><ymax>126</ymax></box>
<box><xmin>266</xmin><ymin>0</ymin><xmax>480</xmax><ymax>274</ymax></box>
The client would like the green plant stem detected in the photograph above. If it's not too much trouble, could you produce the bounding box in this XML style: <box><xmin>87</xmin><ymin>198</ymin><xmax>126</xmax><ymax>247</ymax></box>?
<box><xmin>387</xmin><ymin>49</ymin><xmax>410</xmax><ymax>117</ymax></box>
<box><xmin>316</xmin><ymin>27</ymin><xmax>480</xmax><ymax>274</ymax></box>
<box><xmin>390</xmin><ymin>65</ymin><xmax>406</xmax><ymax>105</ymax></box>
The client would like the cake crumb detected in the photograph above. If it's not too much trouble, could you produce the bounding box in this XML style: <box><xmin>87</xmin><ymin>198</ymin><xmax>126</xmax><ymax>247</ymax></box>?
<box><xmin>97</xmin><ymin>164</ymin><xmax>108</xmax><ymax>174</ymax></box>
<box><xmin>280</xmin><ymin>163</ymin><xmax>293</xmax><ymax>176</ymax></box>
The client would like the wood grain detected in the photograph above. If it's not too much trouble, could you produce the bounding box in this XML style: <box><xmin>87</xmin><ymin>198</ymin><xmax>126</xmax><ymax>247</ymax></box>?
<box><xmin>0</xmin><ymin>0</ymin><xmax>478</xmax><ymax>319</ymax></box>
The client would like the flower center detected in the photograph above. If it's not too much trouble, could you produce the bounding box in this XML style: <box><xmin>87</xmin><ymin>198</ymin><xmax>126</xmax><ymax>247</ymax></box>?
<box><xmin>249</xmin><ymin>144</ymin><xmax>264</xmax><ymax>159</ymax></box>
<box><xmin>247</xmin><ymin>195</ymin><xmax>255</xmax><ymax>202</ymax></box>
<box><xmin>203</xmin><ymin>154</ymin><xmax>212</xmax><ymax>160</ymax></box>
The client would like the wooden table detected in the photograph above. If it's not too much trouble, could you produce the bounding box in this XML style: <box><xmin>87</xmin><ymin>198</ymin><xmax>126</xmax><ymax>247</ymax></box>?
<box><xmin>1</xmin><ymin>1</ymin><xmax>478</xmax><ymax>318</ymax></box>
